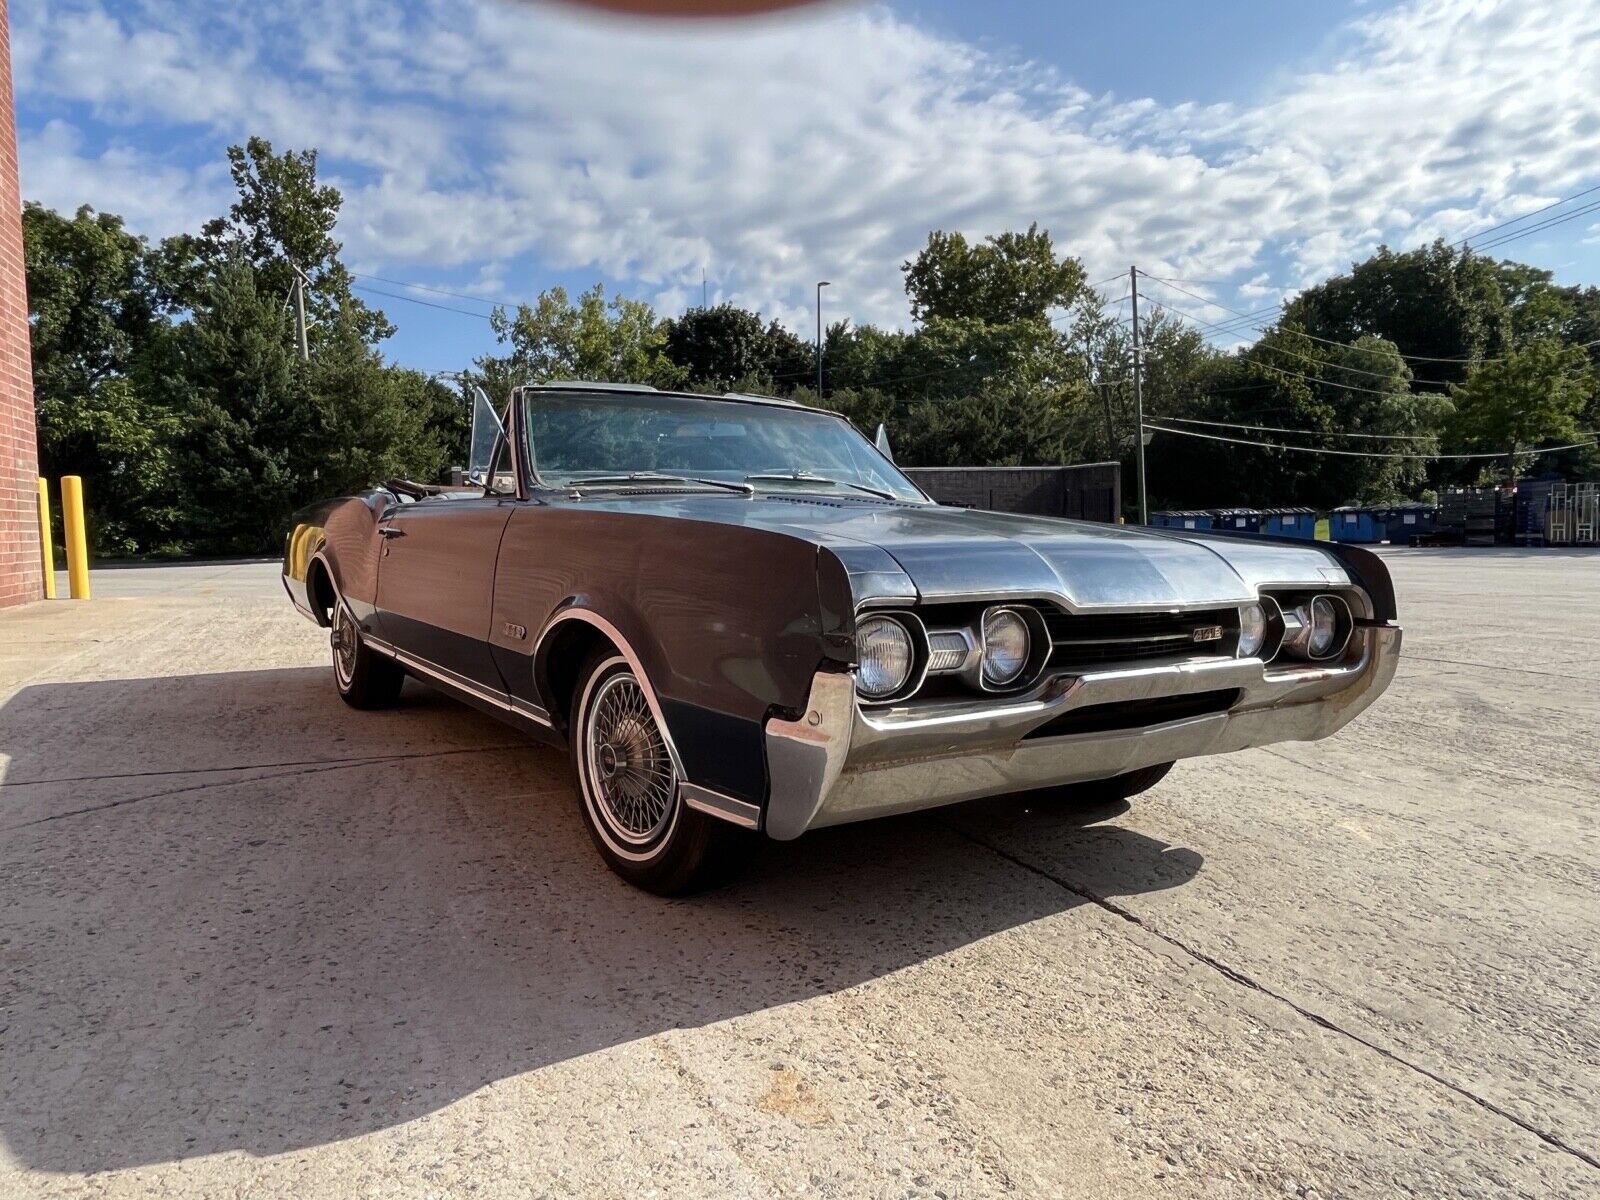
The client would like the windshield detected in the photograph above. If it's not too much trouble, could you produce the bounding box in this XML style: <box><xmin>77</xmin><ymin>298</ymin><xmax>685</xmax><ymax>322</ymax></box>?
<box><xmin>524</xmin><ymin>390</ymin><xmax>928</xmax><ymax>502</ymax></box>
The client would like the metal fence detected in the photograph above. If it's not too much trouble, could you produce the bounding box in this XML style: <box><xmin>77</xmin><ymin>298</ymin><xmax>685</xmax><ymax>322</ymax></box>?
<box><xmin>1545</xmin><ymin>482</ymin><xmax>1600</xmax><ymax>545</ymax></box>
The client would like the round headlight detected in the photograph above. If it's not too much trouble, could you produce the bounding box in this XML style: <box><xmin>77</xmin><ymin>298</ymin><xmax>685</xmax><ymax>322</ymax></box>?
<box><xmin>1308</xmin><ymin>595</ymin><xmax>1339</xmax><ymax>658</ymax></box>
<box><xmin>856</xmin><ymin>615</ymin><xmax>914</xmax><ymax>699</ymax></box>
<box><xmin>1237</xmin><ymin>601</ymin><xmax>1267</xmax><ymax>658</ymax></box>
<box><xmin>981</xmin><ymin>608</ymin><xmax>1031</xmax><ymax>686</ymax></box>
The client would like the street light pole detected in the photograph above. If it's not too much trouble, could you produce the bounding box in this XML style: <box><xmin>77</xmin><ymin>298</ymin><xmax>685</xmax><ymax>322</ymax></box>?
<box><xmin>816</xmin><ymin>280</ymin><xmax>831</xmax><ymax>397</ymax></box>
<box><xmin>1130</xmin><ymin>265</ymin><xmax>1148</xmax><ymax>525</ymax></box>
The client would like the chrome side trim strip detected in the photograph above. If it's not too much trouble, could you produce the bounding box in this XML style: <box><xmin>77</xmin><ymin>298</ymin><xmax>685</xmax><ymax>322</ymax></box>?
<box><xmin>680</xmin><ymin>783</ymin><xmax>762</xmax><ymax>830</ymax></box>
<box><xmin>365</xmin><ymin>635</ymin><xmax>553</xmax><ymax>728</ymax></box>
<box><xmin>510</xmin><ymin>697</ymin><xmax>554</xmax><ymax>726</ymax></box>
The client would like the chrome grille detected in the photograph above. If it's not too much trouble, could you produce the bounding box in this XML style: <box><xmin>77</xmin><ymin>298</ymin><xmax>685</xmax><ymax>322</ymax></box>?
<box><xmin>1043</xmin><ymin>607</ymin><xmax>1239</xmax><ymax>670</ymax></box>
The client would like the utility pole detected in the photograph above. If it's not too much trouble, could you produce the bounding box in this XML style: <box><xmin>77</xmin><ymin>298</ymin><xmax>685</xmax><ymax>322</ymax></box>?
<box><xmin>1130</xmin><ymin>265</ymin><xmax>1148</xmax><ymax>524</ymax></box>
<box><xmin>816</xmin><ymin>280</ymin><xmax>831</xmax><ymax>397</ymax></box>
<box><xmin>291</xmin><ymin>266</ymin><xmax>310</xmax><ymax>362</ymax></box>
<box><xmin>1099</xmin><ymin>382</ymin><xmax>1115</xmax><ymax>458</ymax></box>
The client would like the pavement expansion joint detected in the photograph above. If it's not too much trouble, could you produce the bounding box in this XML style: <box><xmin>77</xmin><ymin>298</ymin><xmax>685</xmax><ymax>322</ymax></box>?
<box><xmin>0</xmin><ymin>745</ymin><xmax>535</xmax><ymax>831</ymax></box>
<box><xmin>0</xmin><ymin>743</ymin><xmax>532</xmax><ymax>790</ymax></box>
<box><xmin>942</xmin><ymin>820</ymin><xmax>1600</xmax><ymax>1176</ymax></box>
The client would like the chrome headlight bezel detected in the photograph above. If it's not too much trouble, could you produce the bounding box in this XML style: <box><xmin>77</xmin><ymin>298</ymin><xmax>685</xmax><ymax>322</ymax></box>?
<box><xmin>980</xmin><ymin>606</ymin><xmax>1031</xmax><ymax>687</ymax></box>
<box><xmin>1236</xmin><ymin>601</ymin><xmax>1268</xmax><ymax>659</ymax></box>
<box><xmin>1273</xmin><ymin>592</ymin><xmax>1354</xmax><ymax>663</ymax></box>
<box><xmin>975</xmin><ymin>603</ymin><xmax>1050</xmax><ymax>693</ymax></box>
<box><xmin>853</xmin><ymin>612</ymin><xmax>927</xmax><ymax>702</ymax></box>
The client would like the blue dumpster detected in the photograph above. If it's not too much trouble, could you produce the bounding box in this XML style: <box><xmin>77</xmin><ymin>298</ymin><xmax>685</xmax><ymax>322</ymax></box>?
<box><xmin>1150</xmin><ymin>509</ymin><xmax>1216</xmax><ymax>531</ymax></box>
<box><xmin>1331</xmin><ymin>506</ymin><xmax>1384</xmax><ymax>544</ymax></box>
<box><xmin>1261</xmin><ymin>507</ymin><xmax>1318</xmax><ymax>540</ymax></box>
<box><xmin>1384</xmin><ymin>501</ymin><xmax>1439</xmax><ymax>543</ymax></box>
<box><xmin>1211</xmin><ymin>508</ymin><xmax>1263</xmax><ymax>533</ymax></box>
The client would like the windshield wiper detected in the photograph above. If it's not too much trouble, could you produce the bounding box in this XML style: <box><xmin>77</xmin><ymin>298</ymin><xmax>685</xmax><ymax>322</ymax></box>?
<box><xmin>743</xmin><ymin>472</ymin><xmax>896</xmax><ymax>500</ymax></box>
<box><xmin>565</xmin><ymin>472</ymin><xmax>753</xmax><ymax>494</ymax></box>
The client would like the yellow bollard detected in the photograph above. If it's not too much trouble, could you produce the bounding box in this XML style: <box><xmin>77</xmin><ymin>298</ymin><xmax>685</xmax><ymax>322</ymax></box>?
<box><xmin>61</xmin><ymin>475</ymin><xmax>91</xmax><ymax>600</ymax></box>
<box><xmin>37</xmin><ymin>478</ymin><xmax>58</xmax><ymax>600</ymax></box>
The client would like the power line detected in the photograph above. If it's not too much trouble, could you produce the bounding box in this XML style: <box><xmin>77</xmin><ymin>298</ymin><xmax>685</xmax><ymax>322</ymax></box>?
<box><xmin>350</xmin><ymin>273</ymin><xmax>521</xmax><ymax>310</ymax></box>
<box><xmin>1146</xmin><ymin>298</ymin><xmax>1421</xmax><ymax>382</ymax></box>
<box><xmin>1143</xmin><ymin>421</ymin><xmax>1597</xmax><ymax>460</ymax></box>
<box><xmin>1470</xmin><ymin>198</ymin><xmax>1600</xmax><ymax>253</ymax></box>
<box><xmin>1152</xmin><ymin>415</ymin><xmax>1439</xmax><ymax>440</ymax></box>
<box><xmin>1253</xmin><ymin>360</ymin><xmax>1429</xmax><ymax>397</ymax></box>
<box><xmin>1455</xmin><ymin>183</ymin><xmax>1600</xmax><ymax>247</ymax></box>
<box><xmin>1139</xmin><ymin>271</ymin><xmax>1599</xmax><ymax>367</ymax></box>
<box><xmin>352</xmin><ymin>283</ymin><xmax>498</xmax><ymax>322</ymax></box>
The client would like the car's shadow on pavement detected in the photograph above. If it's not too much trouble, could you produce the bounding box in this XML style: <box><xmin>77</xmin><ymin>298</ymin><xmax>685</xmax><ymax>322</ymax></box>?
<box><xmin>0</xmin><ymin>665</ymin><xmax>1203</xmax><ymax>1172</ymax></box>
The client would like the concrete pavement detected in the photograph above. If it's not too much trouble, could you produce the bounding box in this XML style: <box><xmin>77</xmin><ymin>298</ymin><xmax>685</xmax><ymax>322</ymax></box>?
<box><xmin>1</xmin><ymin>551</ymin><xmax>1596</xmax><ymax>1198</ymax></box>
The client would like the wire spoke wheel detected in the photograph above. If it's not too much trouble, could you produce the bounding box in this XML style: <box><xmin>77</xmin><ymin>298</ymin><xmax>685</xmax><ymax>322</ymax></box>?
<box><xmin>332</xmin><ymin>602</ymin><xmax>358</xmax><ymax>688</ymax></box>
<box><xmin>584</xmin><ymin>670</ymin><xmax>678</xmax><ymax>848</ymax></box>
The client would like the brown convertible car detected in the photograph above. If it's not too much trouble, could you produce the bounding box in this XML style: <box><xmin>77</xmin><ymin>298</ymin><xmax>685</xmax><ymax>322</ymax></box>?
<box><xmin>283</xmin><ymin>383</ymin><xmax>1401</xmax><ymax>893</ymax></box>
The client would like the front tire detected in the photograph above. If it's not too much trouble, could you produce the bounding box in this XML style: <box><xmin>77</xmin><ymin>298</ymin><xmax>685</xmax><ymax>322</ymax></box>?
<box><xmin>332</xmin><ymin>598</ymin><xmax>405</xmax><ymax>710</ymax></box>
<box><xmin>570</xmin><ymin>649</ymin><xmax>745</xmax><ymax>895</ymax></box>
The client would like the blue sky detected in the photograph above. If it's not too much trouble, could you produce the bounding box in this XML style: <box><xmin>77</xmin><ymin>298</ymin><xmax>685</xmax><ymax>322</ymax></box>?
<box><xmin>14</xmin><ymin>0</ymin><xmax>1600</xmax><ymax>376</ymax></box>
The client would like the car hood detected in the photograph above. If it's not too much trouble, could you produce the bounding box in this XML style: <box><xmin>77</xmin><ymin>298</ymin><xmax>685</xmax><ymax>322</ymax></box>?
<box><xmin>569</xmin><ymin>494</ymin><xmax>1352</xmax><ymax>610</ymax></box>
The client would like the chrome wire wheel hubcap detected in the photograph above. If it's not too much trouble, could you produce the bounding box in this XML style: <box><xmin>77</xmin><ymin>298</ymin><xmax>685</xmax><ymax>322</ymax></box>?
<box><xmin>332</xmin><ymin>603</ymin><xmax>358</xmax><ymax>687</ymax></box>
<box><xmin>584</xmin><ymin>671</ymin><xmax>677</xmax><ymax>847</ymax></box>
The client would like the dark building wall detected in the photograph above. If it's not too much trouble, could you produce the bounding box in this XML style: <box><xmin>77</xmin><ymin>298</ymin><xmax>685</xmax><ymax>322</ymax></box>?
<box><xmin>0</xmin><ymin>0</ymin><xmax>40</xmax><ymax>608</ymax></box>
<box><xmin>904</xmin><ymin>464</ymin><xmax>1121</xmax><ymax>523</ymax></box>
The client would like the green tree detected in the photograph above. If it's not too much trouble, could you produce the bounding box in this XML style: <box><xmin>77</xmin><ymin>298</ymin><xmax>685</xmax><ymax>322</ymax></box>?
<box><xmin>163</xmin><ymin>256</ymin><xmax>305</xmax><ymax>554</ymax></box>
<box><xmin>1282</xmin><ymin>241</ymin><xmax>1511</xmax><ymax>392</ymax></box>
<box><xmin>663</xmin><ymin>302</ymin><xmax>767</xmax><ymax>389</ymax></box>
<box><xmin>483</xmin><ymin>284</ymin><xmax>683</xmax><ymax>389</ymax></box>
<box><xmin>22</xmin><ymin>203</ymin><xmax>184</xmax><ymax>553</ymax></box>
<box><xmin>662</xmin><ymin>303</ymin><xmax>810</xmax><ymax>390</ymax></box>
<box><xmin>1448</xmin><ymin>340</ymin><xmax>1595</xmax><ymax>481</ymax></box>
<box><xmin>903</xmin><ymin>223</ymin><xmax>1087</xmax><ymax>325</ymax></box>
<box><xmin>198</xmin><ymin>136</ymin><xmax>393</xmax><ymax>347</ymax></box>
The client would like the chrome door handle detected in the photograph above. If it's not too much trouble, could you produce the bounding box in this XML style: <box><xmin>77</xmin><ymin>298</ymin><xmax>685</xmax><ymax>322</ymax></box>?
<box><xmin>378</xmin><ymin>526</ymin><xmax>406</xmax><ymax>539</ymax></box>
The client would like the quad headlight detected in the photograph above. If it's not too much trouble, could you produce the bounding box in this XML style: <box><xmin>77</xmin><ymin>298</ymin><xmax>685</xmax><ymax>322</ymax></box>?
<box><xmin>1307</xmin><ymin>595</ymin><xmax>1340</xmax><ymax>658</ymax></box>
<box><xmin>981</xmin><ymin>607</ymin><xmax>1031</xmax><ymax>686</ymax></box>
<box><xmin>855</xmin><ymin>615</ymin><xmax>915</xmax><ymax>699</ymax></box>
<box><xmin>1237</xmin><ymin>601</ymin><xmax>1267</xmax><ymax>659</ymax></box>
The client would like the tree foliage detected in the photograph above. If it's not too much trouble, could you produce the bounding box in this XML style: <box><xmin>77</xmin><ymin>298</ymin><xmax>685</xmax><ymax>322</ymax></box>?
<box><xmin>26</xmin><ymin>142</ymin><xmax>449</xmax><ymax>557</ymax></box>
<box><xmin>904</xmin><ymin>223</ymin><xmax>1087</xmax><ymax>325</ymax></box>
<box><xmin>481</xmin><ymin>284</ymin><xmax>683</xmax><ymax>391</ymax></box>
<box><xmin>662</xmin><ymin>303</ymin><xmax>812</xmax><ymax>391</ymax></box>
<box><xmin>1449</xmin><ymin>340</ymin><xmax>1594</xmax><ymax>472</ymax></box>
<box><xmin>25</xmin><ymin>147</ymin><xmax>1600</xmax><ymax>554</ymax></box>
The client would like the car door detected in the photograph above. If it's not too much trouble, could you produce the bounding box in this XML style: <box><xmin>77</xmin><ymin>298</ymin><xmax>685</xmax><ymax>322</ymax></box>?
<box><xmin>373</xmin><ymin>493</ymin><xmax>516</xmax><ymax>695</ymax></box>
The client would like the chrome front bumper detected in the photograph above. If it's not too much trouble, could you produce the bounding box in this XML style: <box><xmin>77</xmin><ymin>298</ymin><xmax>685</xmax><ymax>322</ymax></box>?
<box><xmin>763</xmin><ymin>624</ymin><xmax>1402</xmax><ymax>840</ymax></box>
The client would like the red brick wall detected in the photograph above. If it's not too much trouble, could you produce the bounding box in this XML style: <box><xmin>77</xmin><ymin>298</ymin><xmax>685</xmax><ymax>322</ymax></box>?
<box><xmin>0</xmin><ymin>0</ymin><xmax>41</xmax><ymax>608</ymax></box>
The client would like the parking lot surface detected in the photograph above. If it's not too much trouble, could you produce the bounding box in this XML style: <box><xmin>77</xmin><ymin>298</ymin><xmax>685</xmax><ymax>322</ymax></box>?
<box><xmin>1</xmin><ymin>550</ymin><xmax>1596</xmax><ymax>1198</ymax></box>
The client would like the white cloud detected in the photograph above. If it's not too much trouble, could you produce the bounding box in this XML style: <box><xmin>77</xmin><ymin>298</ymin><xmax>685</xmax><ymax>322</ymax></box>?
<box><xmin>14</xmin><ymin>0</ymin><xmax>1600</xmax><ymax>337</ymax></box>
<box><xmin>17</xmin><ymin>120</ymin><xmax>230</xmax><ymax>236</ymax></box>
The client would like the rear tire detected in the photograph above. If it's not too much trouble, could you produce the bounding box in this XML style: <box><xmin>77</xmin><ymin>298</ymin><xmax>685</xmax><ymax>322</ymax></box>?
<box><xmin>332</xmin><ymin>598</ymin><xmax>405</xmax><ymax>710</ymax></box>
<box><xmin>1053</xmin><ymin>761</ymin><xmax>1174</xmax><ymax>806</ymax></box>
<box><xmin>569</xmin><ymin>648</ymin><xmax>746</xmax><ymax>895</ymax></box>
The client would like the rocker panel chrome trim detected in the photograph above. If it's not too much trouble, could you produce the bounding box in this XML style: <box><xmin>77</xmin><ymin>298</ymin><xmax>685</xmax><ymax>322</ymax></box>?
<box><xmin>364</xmin><ymin>634</ymin><xmax>553</xmax><ymax>727</ymax></box>
<box><xmin>680</xmin><ymin>783</ymin><xmax>762</xmax><ymax>830</ymax></box>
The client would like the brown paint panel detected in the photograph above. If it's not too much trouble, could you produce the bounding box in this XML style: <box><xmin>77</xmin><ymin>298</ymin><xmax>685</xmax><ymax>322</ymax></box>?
<box><xmin>492</xmin><ymin>505</ymin><xmax>828</xmax><ymax>722</ymax></box>
<box><xmin>374</xmin><ymin>497</ymin><xmax>516</xmax><ymax>686</ymax></box>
